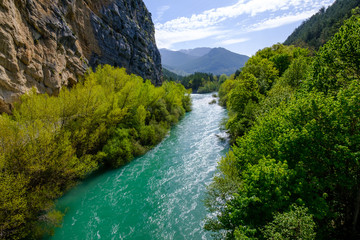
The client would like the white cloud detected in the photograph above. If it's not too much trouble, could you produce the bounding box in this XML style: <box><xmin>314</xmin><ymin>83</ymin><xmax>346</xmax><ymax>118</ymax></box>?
<box><xmin>157</xmin><ymin>0</ymin><xmax>333</xmax><ymax>30</ymax></box>
<box><xmin>221</xmin><ymin>38</ymin><xmax>250</xmax><ymax>45</ymax></box>
<box><xmin>155</xmin><ymin>27</ymin><xmax>227</xmax><ymax>49</ymax></box>
<box><xmin>248</xmin><ymin>10</ymin><xmax>317</xmax><ymax>32</ymax></box>
<box><xmin>155</xmin><ymin>5</ymin><xmax>170</xmax><ymax>22</ymax></box>
<box><xmin>155</xmin><ymin>0</ymin><xmax>336</xmax><ymax>49</ymax></box>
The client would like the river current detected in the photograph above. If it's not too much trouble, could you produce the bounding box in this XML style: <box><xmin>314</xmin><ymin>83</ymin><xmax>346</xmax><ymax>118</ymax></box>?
<box><xmin>50</xmin><ymin>93</ymin><xmax>229</xmax><ymax>240</ymax></box>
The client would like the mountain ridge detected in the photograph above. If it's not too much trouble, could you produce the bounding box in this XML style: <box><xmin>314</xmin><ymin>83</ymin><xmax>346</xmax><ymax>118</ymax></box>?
<box><xmin>179</xmin><ymin>47</ymin><xmax>212</xmax><ymax>57</ymax></box>
<box><xmin>160</xmin><ymin>47</ymin><xmax>249</xmax><ymax>76</ymax></box>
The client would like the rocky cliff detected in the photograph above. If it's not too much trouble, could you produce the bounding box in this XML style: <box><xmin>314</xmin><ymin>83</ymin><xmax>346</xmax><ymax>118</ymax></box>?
<box><xmin>0</xmin><ymin>0</ymin><xmax>162</xmax><ymax>113</ymax></box>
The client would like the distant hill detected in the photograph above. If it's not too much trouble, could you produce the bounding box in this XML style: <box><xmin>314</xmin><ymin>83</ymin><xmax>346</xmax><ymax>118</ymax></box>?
<box><xmin>284</xmin><ymin>0</ymin><xmax>360</xmax><ymax>50</ymax></box>
<box><xmin>160</xmin><ymin>47</ymin><xmax>249</xmax><ymax>76</ymax></box>
<box><xmin>160</xmin><ymin>49</ymin><xmax>197</xmax><ymax>68</ymax></box>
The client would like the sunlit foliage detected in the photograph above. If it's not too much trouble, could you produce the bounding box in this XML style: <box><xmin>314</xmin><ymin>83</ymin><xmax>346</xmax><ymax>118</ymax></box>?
<box><xmin>219</xmin><ymin>44</ymin><xmax>310</xmax><ymax>141</ymax></box>
<box><xmin>0</xmin><ymin>65</ymin><xmax>191</xmax><ymax>239</ymax></box>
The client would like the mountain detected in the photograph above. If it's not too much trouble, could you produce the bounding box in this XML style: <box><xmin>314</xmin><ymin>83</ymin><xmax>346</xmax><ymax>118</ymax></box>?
<box><xmin>0</xmin><ymin>0</ymin><xmax>162</xmax><ymax>113</ymax></box>
<box><xmin>284</xmin><ymin>0</ymin><xmax>360</xmax><ymax>50</ymax></box>
<box><xmin>179</xmin><ymin>47</ymin><xmax>212</xmax><ymax>57</ymax></box>
<box><xmin>181</xmin><ymin>48</ymin><xmax>249</xmax><ymax>75</ymax></box>
<box><xmin>160</xmin><ymin>49</ymin><xmax>198</xmax><ymax>68</ymax></box>
<box><xmin>160</xmin><ymin>47</ymin><xmax>249</xmax><ymax>76</ymax></box>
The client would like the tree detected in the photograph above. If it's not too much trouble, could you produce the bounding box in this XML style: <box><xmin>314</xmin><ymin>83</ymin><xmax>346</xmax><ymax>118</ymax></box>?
<box><xmin>306</xmin><ymin>14</ymin><xmax>360</xmax><ymax>93</ymax></box>
<box><xmin>241</xmin><ymin>56</ymin><xmax>278</xmax><ymax>95</ymax></box>
<box><xmin>226</xmin><ymin>73</ymin><xmax>261</xmax><ymax>139</ymax></box>
<box><xmin>262</xmin><ymin>205</ymin><xmax>316</xmax><ymax>240</ymax></box>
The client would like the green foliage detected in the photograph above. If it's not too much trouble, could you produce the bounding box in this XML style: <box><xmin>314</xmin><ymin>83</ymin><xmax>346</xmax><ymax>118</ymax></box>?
<box><xmin>102</xmin><ymin>128</ymin><xmax>133</xmax><ymax>168</ymax></box>
<box><xmin>306</xmin><ymin>14</ymin><xmax>360</xmax><ymax>93</ymax></box>
<box><xmin>228</xmin><ymin>73</ymin><xmax>259</xmax><ymax>114</ymax></box>
<box><xmin>241</xmin><ymin>56</ymin><xmax>278</xmax><ymax>95</ymax></box>
<box><xmin>198</xmin><ymin>81</ymin><xmax>220</xmax><ymax>93</ymax></box>
<box><xmin>218</xmin><ymin>78</ymin><xmax>236</xmax><ymax>106</ymax></box>
<box><xmin>0</xmin><ymin>173</ymin><xmax>28</xmax><ymax>239</ymax></box>
<box><xmin>207</xmin><ymin>83</ymin><xmax>360</xmax><ymax>239</ymax></box>
<box><xmin>162</xmin><ymin>68</ymin><xmax>184</xmax><ymax>82</ymax></box>
<box><xmin>280</xmin><ymin>56</ymin><xmax>310</xmax><ymax>88</ymax></box>
<box><xmin>262</xmin><ymin>205</ymin><xmax>316</xmax><ymax>240</ymax></box>
<box><xmin>206</xmin><ymin>14</ymin><xmax>360</xmax><ymax>240</ymax></box>
<box><xmin>180</xmin><ymin>72</ymin><xmax>226</xmax><ymax>93</ymax></box>
<box><xmin>218</xmin><ymin>44</ymin><xmax>310</xmax><ymax>141</ymax></box>
<box><xmin>226</xmin><ymin>73</ymin><xmax>260</xmax><ymax>138</ymax></box>
<box><xmin>0</xmin><ymin>65</ymin><xmax>191</xmax><ymax>239</ymax></box>
<box><xmin>234</xmin><ymin>226</ymin><xmax>258</xmax><ymax>240</ymax></box>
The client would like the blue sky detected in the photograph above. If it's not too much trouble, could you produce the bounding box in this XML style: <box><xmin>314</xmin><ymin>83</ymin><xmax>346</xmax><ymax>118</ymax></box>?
<box><xmin>142</xmin><ymin>0</ymin><xmax>336</xmax><ymax>56</ymax></box>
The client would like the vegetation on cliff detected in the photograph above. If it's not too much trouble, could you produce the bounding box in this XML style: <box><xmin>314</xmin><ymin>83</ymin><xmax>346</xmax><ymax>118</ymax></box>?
<box><xmin>206</xmin><ymin>13</ymin><xmax>360</xmax><ymax>239</ymax></box>
<box><xmin>0</xmin><ymin>65</ymin><xmax>191</xmax><ymax>239</ymax></box>
<box><xmin>0</xmin><ymin>0</ymin><xmax>162</xmax><ymax>114</ymax></box>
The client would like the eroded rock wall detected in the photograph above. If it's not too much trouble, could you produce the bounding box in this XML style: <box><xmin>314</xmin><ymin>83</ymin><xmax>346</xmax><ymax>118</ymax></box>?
<box><xmin>0</xmin><ymin>0</ymin><xmax>162</xmax><ymax>113</ymax></box>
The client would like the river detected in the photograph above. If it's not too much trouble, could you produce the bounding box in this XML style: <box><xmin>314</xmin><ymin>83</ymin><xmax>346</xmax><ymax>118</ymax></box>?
<box><xmin>50</xmin><ymin>93</ymin><xmax>229</xmax><ymax>240</ymax></box>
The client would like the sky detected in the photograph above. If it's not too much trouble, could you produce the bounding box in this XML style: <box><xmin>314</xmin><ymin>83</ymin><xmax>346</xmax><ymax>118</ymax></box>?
<box><xmin>142</xmin><ymin>0</ymin><xmax>336</xmax><ymax>56</ymax></box>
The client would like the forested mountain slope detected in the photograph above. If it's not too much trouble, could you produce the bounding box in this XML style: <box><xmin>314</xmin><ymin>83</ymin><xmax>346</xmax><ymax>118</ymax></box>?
<box><xmin>284</xmin><ymin>0</ymin><xmax>360</xmax><ymax>50</ymax></box>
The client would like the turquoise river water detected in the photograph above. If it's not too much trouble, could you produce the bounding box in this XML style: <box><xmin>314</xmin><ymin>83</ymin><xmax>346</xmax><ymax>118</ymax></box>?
<box><xmin>50</xmin><ymin>93</ymin><xmax>229</xmax><ymax>240</ymax></box>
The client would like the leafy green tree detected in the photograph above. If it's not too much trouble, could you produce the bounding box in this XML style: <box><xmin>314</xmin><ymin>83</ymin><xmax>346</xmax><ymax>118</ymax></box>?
<box><xmin>269</xmin><ymin>53</ymin><xmax>291</xmax><ymax>76</ymax></box>
<box><xmin>306</xmin><ymin>13</ymin><xmax>360</xmax><ymax>93</ymax></box>
<box><xmin>226</xmin><ymin>73</ymin><xmax>261</xmax><ymax>139</ymax></box>
<box><xmin>217</xmin><ymin>44</ymin><xmax>310</xmax><ymax>142</ymax></box>
<box><xmin>241</xmin><ymin>56</ymin><xmax>279</xmax><ymax>95</ymax></box>
<box><xmin>206</xmin><ymin>157</ymin><xmax>294</xmax><ymax>239</ymax></box>
<box><xmin>0</xmin><ymin>172</ymin><xmax>28</xmax><ymax>240</ymax></box>
<box><xmin>280</xmin><ymin>56</ymin><xmax>310</xmax><ymax>88</ymax></box>
<box><xmin>207</xmin><ymin>83</ymin><xmax>360</xmax><ymax>238</ymax></box>
<box><xmin>262</xmin><ymin>205</ymin><xmax>316</xmax><ymax>240</ymax></box>
<box><xmin>219</xmin><ymin>74</ymin><xmax>228</xmax><ymax>84</ymax></box>
<box><xmin>218</xmin><ymin>44</ymin><xmax>308</xmax><ymax>111</ymax></box>
<box><xmin>218</xmin><ymin>78</ymin><xmax>236</xmax><ymax>106</ymax></box>
<box><xmin>228</xmin><ymin>73</ymin><xmax>259</xmax><ymax>114</ymax></box>
<box><xmin>179</xmin><ymin>72</ymin><xmax>223</xmax><ymax>93</ymax></box>
<box><xmin>102</xmin><ymin>128</ymin><xmax>133</xmax><ymax>168</ymax></box>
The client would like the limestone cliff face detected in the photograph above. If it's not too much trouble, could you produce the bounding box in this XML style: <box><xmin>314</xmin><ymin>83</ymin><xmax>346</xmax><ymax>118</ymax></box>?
<box><xmin>0</xmin><ymin>0</ymin><xmax>162</xmax><ymax>113</ymax></box>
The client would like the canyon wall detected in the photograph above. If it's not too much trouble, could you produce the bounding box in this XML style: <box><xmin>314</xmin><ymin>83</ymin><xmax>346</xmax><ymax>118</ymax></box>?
<box><xmin>0</xmin><ymin>0</ymin><xmax>162</xmax><ymax>113</ymax></box>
